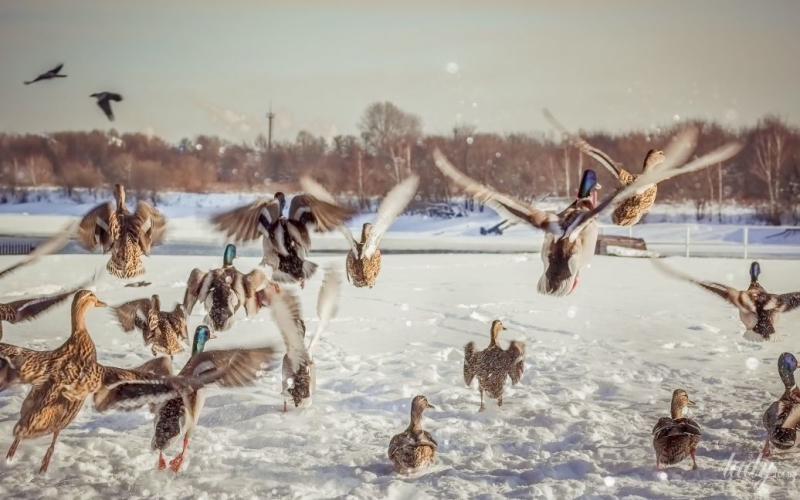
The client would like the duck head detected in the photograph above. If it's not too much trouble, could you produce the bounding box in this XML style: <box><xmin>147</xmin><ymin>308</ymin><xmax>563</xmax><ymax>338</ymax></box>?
<box><xmin>577</xmin><ymin>169</ymin><xmax>598</xmax><ymax>200</ymax></box>
<box><xmin>192</xmin><ymin>325</ymin><xmax>214</xmax><ymax>355</ymax></box>
<box><xmin>223</xmin><ymin>244</ymin><xmax>237</xmax><ymax>267</ymax></box>
<box><xmin>490</xmin><ymin>319</ymin><xmax>506</xmax><ymax>345</ymax></box>
<box><xmin>779</xmin><ymin>352</ymin><xmax>798</xmax><ymax>389</ymax></box>
<box><xmin>72</xmin><ymin>290</ymin><xmax>107</xmax><ymax>311</ymax></box>
<box><xmin>274</xmin><ymin>192</ymin><xmax>287</xmax><ymax>214</ymax></box>
<box><xmin>670</xmin><ymin>389</ymin><xmax>695</xmax><ymax>419</ymax></box>
<box><xmin>409</xmin><ymin>394</ymin><xmax>435</xmax><ymax>428</ymax></box>
<box><xmin>360</xmin><ymin>223</ymin><xmax>372</xmax><ymax>243</ymax></box>
<box><xmin>113</xmin><ymin>183</ymin><xmax>126</xmax><ymax>208</ymax></box>
<box><xmin>750</xmin><ymin>261</ymin><xmax>761</xmax><ymax>284</ymax></box>
<box><xmin>642</xmin><ymin>149</ymin><xmax>666</xmax><ymax>172</ymax></box>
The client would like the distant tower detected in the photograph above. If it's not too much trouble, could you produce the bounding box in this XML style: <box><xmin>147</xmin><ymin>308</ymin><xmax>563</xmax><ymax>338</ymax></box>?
<box><xmin>266</xmin><ymin>103</ymin><xmax>275</xmax><ymax>155</ymax></box>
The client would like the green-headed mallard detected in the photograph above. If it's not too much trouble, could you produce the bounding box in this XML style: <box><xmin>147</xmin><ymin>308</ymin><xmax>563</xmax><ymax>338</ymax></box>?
<box><xmin>388</xmin><ymin>395</ymin><xmax>437</xmax><ymax>474</ymax></box>
<box><xmin>112</xmin><ymin>294</ymin><xmax>190</xmax><ymax>358</ymax></box>
<box><xmin>762</xmin><ymin>352</ymin><xmax>800</xmax><ymax>456</ymax></box>
<box><xmin>95</xmin><ymin>325</ymin><xmax>277</xmax><ymax>473</ymax></box>
<box><xmin>210</xmin><ymin>177</ymin><xmax>356</xmax><ymax>288</ymax></box>
<box><xmin>464</xmin><ymin>319</ymin><xmax>524</xmax><ymax>411</ymax></box>
<box><xmin>76</xmin><ymin>183</ymin><xmax>167</xmax><ymax>279</ymax></box>
<box><xmin>433</xmin><ymin>140</ymin><xmax>741</xmax><ymax>296</ymax></box>
<box><xmin>339</xmin><ymin>175</ymin><xmax>419</xmax><ymax>288</ymax></box>
<box><xmin>268</xmin><ymin>267</ymin><xmax>340</xmax><ymax>411</ymax></box>
<box><xmin>653</xmin><ymin>260</ymin><xmax>800</xmax><ymax>342</ymax></box>
<box><xmin>652</xmin><ymin>389</ymin><xmax>701</xmax><ymax>470</ymax></box>
<box><xmin>184</xmin><ymin>244</ymin><xmax>275</xmax><ymax>333</ymax></box>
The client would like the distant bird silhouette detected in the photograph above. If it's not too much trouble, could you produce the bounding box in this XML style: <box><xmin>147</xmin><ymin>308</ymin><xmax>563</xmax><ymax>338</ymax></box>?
<box><xmin>24</xmin><ymin>64</ymin><xmax>67</xmax><ymax>85</ymax></box>
<box><xmin>91</xmin><ymin>92</ymin><xmax>123</xmax><ymax>121</ymax></box>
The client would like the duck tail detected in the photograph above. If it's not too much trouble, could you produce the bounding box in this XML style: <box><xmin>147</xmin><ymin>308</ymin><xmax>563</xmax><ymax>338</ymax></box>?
<box><xmin>301</xmin><ymin>260</ymin><xmax>319</xmax><ymax>280</ymax></box>
<box><xmin>107</xmin><ymin>241</ymin><xmax>145</xmax><ymax>279</ymax></box>
<box><xmin>463</xmin><ymin>342</ymin><xmax>477</xmax><ymax>386</ymax></box>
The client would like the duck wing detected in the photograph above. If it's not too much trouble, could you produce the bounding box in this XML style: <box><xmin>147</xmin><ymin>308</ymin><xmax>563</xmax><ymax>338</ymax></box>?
<box><xmin>134</xmin><ymin>201</ymin><xmax>167</xmax><ymax>254</ymax></box>
<box><xmin>0</xmin><ymin>344</ymin><xmax>50</xmax><ymax>390</ymax></box>
<box><xmin>239</xmin><ymin>268</ymin><xmax>270</xmax><ymax>317</ymax></box>
<box><xmin>463</xmin><ymin>341</ymin><xmax>477</xmax><ymax>386</ymax></box>
<box><xmin>770</xmin><ymin>292</ymin><xmax>800</xmax><ymax>314</ymax></box>
<box><xmin>363</xmin><ymin>174</ymin><xmax>419</xmax><ymax>259</ymax></box>
<box><xmin>433</xmin><ymin>148</ymin><xmax>563</xmax><ymax>235</ymax></box>
<box><xmin>296</xmin><ymin>177</ymin><xmax>358</xmax><ymax>231</ymax></box>
<box><xmin>653</xmin><ymin>417</ymin><xmax>701</xmax><ymax>438</ymax></box>
<box><xmin>112</xmin><ymin>298</ymin><xmax>153</xmax><ymax>332</ymax></box>
<box><xmin>307</xmin><ymin>266</ymin><xmax>341</xmax><ymax>358</ymax></box>
<box><xmin>650</xmin><ymin>258</ymin><xmax>756</xmax><ymax>313</ymax></box>
<box><xmin>506</xmin><ymin>340</ymin><xmax>525</xmax><ymax>384</ymax></box>
<box><xmin>183</xmin><ymin>268</ymin><xmax>209</xmax><ymax>315</ymax></box>
<box><xmin>270</xmin><ymin>288</ymin><xmax>310</xmax><ymax>372</ymax></box>
<box><xmin>77</xmin><ymin>201</ymin><xmax>117</xmax><ymax>252</ymax></box>
<box><xmin>210</xmin><ymin>198</ymin><xmax>277</xmax><ymax>242</ymax></box>
<box><xmin>0</xmin><ymin>283</ymin><xmax>83</xmax><ymax>331</ymax></box>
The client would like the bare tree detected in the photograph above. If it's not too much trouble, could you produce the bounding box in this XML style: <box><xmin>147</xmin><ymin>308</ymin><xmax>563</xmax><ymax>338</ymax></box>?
<box><xmin>358</xmin><ymin>102</ymin><xmax>422</xmax><ymax>184</ymax></box>
<box><xmin>753</xmin><ymin>116</ymin><xmax>791</xmax><ymax>224</ymax></box>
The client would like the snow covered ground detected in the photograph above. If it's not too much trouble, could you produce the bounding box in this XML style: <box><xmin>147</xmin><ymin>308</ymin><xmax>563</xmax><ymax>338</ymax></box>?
<box><xmin>1</xmin><ymin>252</ymin><xmax>799</xmax><ymax>499</ymax></box>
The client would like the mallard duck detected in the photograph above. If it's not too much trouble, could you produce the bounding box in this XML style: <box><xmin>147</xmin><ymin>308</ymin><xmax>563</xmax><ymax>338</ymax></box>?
<box><xmin>184</xmin><ymin>244</ymin><xmax>275</xmax><ymax>333</ymax></box>
<box><xmin>210</xmin><ymin>177</ymin><xmax>356</xmax><ymax>288</ymax></box>
<box><xmin>269</xmin><ymin>266</ymin><xmax>340</xmax><ymax>411</ymax></box>
<box><xmin>76</xmin><ymin>183</ymin><xmax>167</xmax><ymax>279</ymax></box>
<box><xmin>388</xmin><ymin>395</ymin><xmax>437</xmax><ymax>474</ymax></box>
<box><xmin>463</xmin><ymin>319</ymin><xmax>524</xmax><ymax>411</ymax></box>
<box><xmin>653</xmin><ymin>260</ymin><xmax>800</xmax><ymax>342</ymax></box>
<box><xmin>339</xmin><ymin>175</ymin><xmax>419</xmax><ymax>288</ymax></box>
<box><xmin>95</xmin><ymin>325</ymin><xmax>277</xmax><ymax>472</ymax></box>
<box><xmin>112</xmin><ymin>294</ymin><xmax>190</xmax><ymax>358</ymax></box>
<box><xmin>762</xmin><ymin>352</ymin><xmax>800</xmax><ymax>457</ymax></box>
<box><xmin>543</xmin><ymin>109</ymin><xmax>731</xmax><ymax>227</ymax></box>
<box><xmin>652</xmin><ymin>389</ymin><xmax>701</xmax><ymax>470</ymax></box>
<box><xmin>24</xmin><ymin>63</ymin><xmax>67</xmax><ymax>85</ymax></box>
<box><xmin>433</xmin><ymin>143</ymin><xmax>739</xmax><ymax>296</ymax></box>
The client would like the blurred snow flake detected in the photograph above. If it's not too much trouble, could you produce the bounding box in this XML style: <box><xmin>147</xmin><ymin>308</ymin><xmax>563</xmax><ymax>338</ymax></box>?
<box><xmin>406</xmin><ymin>320</ymin><xmax>412</xmax><ymax>327</ymax></box>
<box><xmin>566</xmin><ymin>306</ymin><xmax>578</xmax><ymax>318</ymax></box>
<box><xmin>746</xmin><ymin>357</ymin><xmax>759</xmax><ymax>370</ymax></box>
<box><xmin>401</xmin><ymin>303</ymin><xmax>409</xmax><ymax>311</ymax></box>
<box><xmin>466</xmin><ymin>136</ymin><xmax>474</xmax><ymax>145</ymax></box>
<box><xmin>446</xmin><ymin>62</ymin><xmax>459</xmax><ymax>74</ymax></box>
<box><xmin>657</xmin><ymin>471</ymin><xmax>668</xmax><ymax>481</ymax></box>
<box><xmin>604</xmin><ymin>476</ymin><xmax>616</xmax><ymax>487</ymax></box>
<box><xmin>673</xmin><ymin>114</ymin><xmax>681</xmax><ymax>121</ymax></box>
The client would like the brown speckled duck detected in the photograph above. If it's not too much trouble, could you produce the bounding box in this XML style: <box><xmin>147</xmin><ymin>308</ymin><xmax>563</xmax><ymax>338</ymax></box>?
<box><xmin>463</xmin><ymin>319</ymin><xmax>524</xmax><ymax>411</ymax></box>
<box><xmin>388</xmin><ymin>395</ymin><xmax>437</xmax><ymax>474</ymax></box>
<box><xmin>269</xmin><ymin>267</ymin><xmax>340</xmax><ymax>411</ymax></box>
<box><xmin>113</xmin><ymin>294</ymin><xmax>190</xmax><ymax>358</ymax></box>
<box><xmin>76</xmin><ymin>184</ymin><xmax>167</xmax><ymax>279</ymax></box>
<box><xmin>340</xmin><ymin>174</ymin><xmax>419</xmax><ymax>288</ymax></box>
<box><xmin>184</xmin><ymin>244</ymin><xmax>276</xmax><ymax>333</ymax></box>
<box><xmin>652</xmin><ymin>389</ymin><xmax>701</xmax><ymax>470</ymax></box>
<box><xmin>653</xmin><ymin>260</ymin><xmax>800</xmax><ymax>342</ymax></box>
<box><xmin>543</xmin><ymin>109</ymin><xmax>742</xmax><ymax>227</ymax></box>
<box><xmin>762</xmin><ymin>352</ymin><xmax>800</xmax><ymax>456</ymax></box>
<box><xmin>210</xmin><ymin>178</ymin><xmax>356</xmax><ymax>288</ymax></box>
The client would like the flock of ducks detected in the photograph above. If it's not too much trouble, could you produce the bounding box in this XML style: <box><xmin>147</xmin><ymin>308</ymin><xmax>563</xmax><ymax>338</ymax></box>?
<box><xmin>3</xmin><ymin>89</ymin><xmax>800</xmax><ymax>478</ymax></box>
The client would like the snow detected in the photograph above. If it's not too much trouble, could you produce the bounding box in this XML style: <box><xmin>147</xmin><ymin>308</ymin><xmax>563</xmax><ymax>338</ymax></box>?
<box><xmin>1</xmin><ymin>253</ymin><xmax>800</xmax><ymax>498</ymax></box>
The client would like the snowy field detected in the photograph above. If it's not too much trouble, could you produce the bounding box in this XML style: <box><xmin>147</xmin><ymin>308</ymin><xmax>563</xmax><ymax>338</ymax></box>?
<box><xmin>1</xmin><ymin>252</ymin><xmax>800</xmax><ymax>499</ymax></box>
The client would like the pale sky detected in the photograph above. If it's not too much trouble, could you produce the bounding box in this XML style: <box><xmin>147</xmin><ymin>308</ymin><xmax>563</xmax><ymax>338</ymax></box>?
<box><xmin>1</xmin><ymin>0</ymin><xmax>798</xmax><ymax>143</ymax></box>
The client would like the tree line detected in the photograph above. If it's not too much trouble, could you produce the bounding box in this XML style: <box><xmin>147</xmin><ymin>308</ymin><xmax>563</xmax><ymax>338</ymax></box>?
<box><xmin>0</xmin><ymin>102</ymin><xmax>798</xmax><ymax>224</ymax></box>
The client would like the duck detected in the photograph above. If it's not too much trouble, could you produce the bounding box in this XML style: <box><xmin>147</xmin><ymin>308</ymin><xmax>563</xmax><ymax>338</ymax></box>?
<box><xmin>94</xmin><ymin>325</ymin><xmax>277</xmax><ymax>473</ymax></box>
<box><xmin>210</xmin><ymin>177</ymin><xmax>356</xmax><ymax>288</ymax></box>
<box><xmin>76</xmin><ymin>183</ymin><xmax>167</xmax><ymax>279</ymax></box>
<box><xmin>543</xmin><ymin>109</ymin><xmax>731</xmax><ymax>226</ymax></box>
<box><xmin>112</xmin><ymin>294</ymin><xmax>190</xmax><ymax>358</ymax></box>
<box><xmin>0</xmin><ymin>290</ymin><xmax>198</xmax><ymax>473</ymax></box>
<box><xmin>762</xmin><ymin>352</ymin><xmax>800</xmax><ymax>456</ymax></box>
<box><xmin>90</xmin><ymin>92</ymin><xmax>123</xmax><ymax>121</ymax></box>
<box><xmin>184</xmin><ymin>244</ymin><xmax>276</xmax><ymax>333</ymax></box>
<box><xmin>388</xmin><ymin>395</ymin><xmax>437</xmax><ymax>474</ymax></box>
<box><xmin>268</xmin><ymin>266</ymin><xmax>340</xmax><ymax>411</ymax></box>
<box><xmin>24</xmin><ymin>63</ymin><xmax>67</xmax><ymax>85</ymax></box>
<box><xmin>652</xmin><ymin>260</ymin><xmax>800</xmax><ymax>342</ymax></box>
<box><xmin>652</xmin><ymin>389</ymin><xmax>701</xmax><ymax>470</ymax></box>
<box><xmin>463</xmin><ymin>319</ymin><xmax>524</xmax><ymax>411</ymax></box>
<box><xmin>339</xmin><ymin>174</ymin><xmax>419</xmax><ymax>288</ymax></box>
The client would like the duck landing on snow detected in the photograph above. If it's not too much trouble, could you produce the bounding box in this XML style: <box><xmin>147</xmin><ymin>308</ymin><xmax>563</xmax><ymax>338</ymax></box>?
<box><xmin>652</xmin><ymin>389</ymin><xmax>701</xmax><ymax>470</ymax></box>
<box><xmin>463</xmin><ymin>319</ymin><xmax>524</xmax><ymax>411</ymax></box>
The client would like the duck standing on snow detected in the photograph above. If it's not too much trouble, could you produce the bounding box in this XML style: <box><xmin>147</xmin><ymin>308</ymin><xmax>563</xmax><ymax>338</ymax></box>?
<box><xmin>388</xmin><ymin>395</ymin><xmax>437</xmax><ymax>474</ymax></box>
<box><xmin>433</xmin><ymin>140</ymin><xmax>739</xmax><ymax>296</ymax></box>
<box><xmin>184</xmin><ymin>244</ymin><xmax>276</xmax><ymax>333</ymax></box>
<box><xmin>210</xmin><ymin>177</ymin><xmax>356</xmax><ymax>288</ymax></box>
<box><xmin>339</xmin><ymin>174</ymin><xmax>419</xmax><ymax>288</ymax></box>
<box><xmin>542</xmin><ymin>109</ymin><xmax>727</xmax><ymax>227</ymax></box>
<box><xmin>463</xmin><ymin>319</ymin><xmax>524</xmax><ymax>411</ymax></box>
<box><xmin>76</xmin><ymin>183</ymin><xmax>167</xmax><ymax>279</ymax></box>
<box><xmin>762</xmin><ymin>352</ymin><xmax>800</xmax><ymax>456</ymax></box>
<box><xmin>112</xmin><ymin>294</ymin><xmax>190</xmax><ymax>358</ymax></box>
<box><xmin>93</xmin><ymin>325</ymin><xmax>277</xmax><ymax>473</ymax></box>
<box><xmin>653</xmin><ymin>260</ymin><xmax>800</xmax><ymax>342</ymax></box>
<box><xmin>90</xmin><ymin>92</ymin><xmax>123</xmax><ymax>121</ymax></box>
<box><xmin>268</xmin><ymin>267</ymin><xmax>340</xmax><ymax>411</ymax></box>
<box><xmin>24</xmin><ymin>63</ymin><xmax>67</xmax><ymax>85</ymax></box>
<box><xmin>652</xmin><ymin>389</ymin><xmax>701</xmax><ymax>470</ymax></box>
